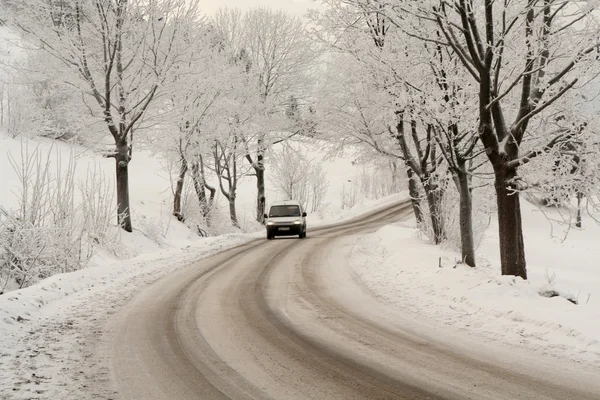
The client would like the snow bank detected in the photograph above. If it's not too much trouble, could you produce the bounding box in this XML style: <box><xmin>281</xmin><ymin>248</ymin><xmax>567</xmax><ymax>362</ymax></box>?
<box><xmin>308</xmin><ymin>191</ymin><xmax>409</xmax><ymax>228</ymax></box>
<box><xmin>349</xmin><ymin>199</ymin><xmax>600</xmax><ymax>365</ymax></box>
<box><xmin>0</xmin><ymin>232</ymin><xmax>260</xmax><ymax>332</ymax></box>
<box><xmin>0</xmin><ymin>232</ymin><xmax>262</xmax><ymax>399</ymax></box>
<box><xmin>0</xmin><ymin>197</ymin><xmax>405</xmax><ymax>399</ymax></box>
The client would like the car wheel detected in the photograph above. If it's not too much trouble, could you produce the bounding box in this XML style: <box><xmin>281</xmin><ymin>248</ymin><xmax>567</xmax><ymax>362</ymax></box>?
<box><xmin>267</xmin><ymin>233</ymin><xmax>273</xmax><ymax>240</ymax></box>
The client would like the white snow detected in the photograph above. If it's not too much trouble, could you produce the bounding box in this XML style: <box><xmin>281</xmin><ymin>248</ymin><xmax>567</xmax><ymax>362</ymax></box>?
<box><xmin>2</xmin><ymin>131</ymin><xmax>600</xmax><ymax>395</ymax></box>
<box><xmin>0</xmin><ymin>127</ymin><xmax>400</xmax><ymax>398</ymax></box>
<box><xmin>0</xmin><ymin>231</ymin><xmax>260</xmax><ymax>399</ymax></box>
<box><xmin>348</xmin><ymin>198</ymin><xmax>600</xmax><ymax>366</ymax></box>
<box><xmin>1</xmin><ymin>10</ymin><xmax>599</xmax><ymax>399</ymax></box>
<box><xmin>0</xmin><ymin>197</ymin><xmax>404</xmax><ymax>399</ymax></box>
<box><xmin>2</xmin><ymin>187</ymin><xmax>600</xmax><ymax>397</ymax></box>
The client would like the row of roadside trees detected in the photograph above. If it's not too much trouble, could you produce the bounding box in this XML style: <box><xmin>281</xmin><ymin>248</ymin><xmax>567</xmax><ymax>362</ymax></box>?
<box><xmin>2</xmin><ymin>0</ymin><xmax>319</xmax><ymax>234</ymax></box>
<box><xmin>4</xmin><ymin>0</ymin><xmax>600</xmax><ymax>284</ymax></box>
<box><xmin>311</xmin><ymin>0</ymin><xmax>600</xmax><ymax>279</ymax></box>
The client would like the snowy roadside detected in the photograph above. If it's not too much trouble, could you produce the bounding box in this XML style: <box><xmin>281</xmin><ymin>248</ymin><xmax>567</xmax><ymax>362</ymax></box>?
<box><xmin>308</xmin><ymin>192</ymin><xmax>408</xmax><ymax>229</ymax></box>
<box><xmin>0</xmin><ymin>192</ymin><xmax>404</xmax><ymax>341</ymax></box>
<box><xmin>347</xmin><ymin>202</ymin><xmax>600</xmax><ymax>368</ymax></box>
<box><xmin>0</xmin><ymin>232</ymin><xmax>260</xmax><ymax>400</ymax></box>
<box><xmin>0</xmin><ymin>195</ymin><xmax>407</xmax><ymax>399</ymax></box>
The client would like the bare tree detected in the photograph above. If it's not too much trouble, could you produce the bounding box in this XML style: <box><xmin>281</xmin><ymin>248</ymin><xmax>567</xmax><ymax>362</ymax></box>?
<box><xmin>423</xmin><ymin>1</ymin><xmax>597</xmax><ymax>278</ymax></box>
<box><xmin>213</xmin><ymin>7</ymin><xmax>318</xmax><ymax>223</ymax></box>
<box><xmin>171</xmin><ymin>90</ymin><xmax>221</xmax><ymax>223</ymax></box>
<box><xmin>269</xmin><ymin>144</ymin><xmax>329</xmax><ymax>212</ymax></box>
<box><xmin>391</xmin><ymin>111</ymin><xmax>447</xmax><ymax>244</ymax></box>
<box><xmin>7</xmin><ymin>0</ymin><xmax>201</xmax><ymax>232</ymax></box>
<box><xmin>213</xmin><ymin>127</ymin><xmax>248</xmax><ymax>228</ymax></box>
<box><xmin>269</xmin><ymin>145</ymin><xmax>309</xmax><ymax>204</ymax></box>
<box><xmin>190</xmin><ymin>154</ymin><xmax>216</xmax><ymax>222</ymax></box>
<box><xmin>309</xmin><ymin>164</ymin><xmax>329</xmax><ymax>212</ymax></box>
<box><xmin>1</xmin><ymin>141</ymin><xmax>115</xmax><ymax>292</ymax></box>
<box><xmin>318</xmin><ymin>0</ymin><xmax>600</xmax><ymax>278</ymax></box>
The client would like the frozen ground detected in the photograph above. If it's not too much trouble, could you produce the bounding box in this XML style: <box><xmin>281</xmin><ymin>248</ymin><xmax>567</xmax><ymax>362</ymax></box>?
<box><xmin>0</xmin><ymin>232</ymin><xmax>262</xmax><ymax>399</ymax></box>
<box><xmin>0</xmin><ymin>129</ymin><xmax>401</xmax><ymax>398</ymax></box>
<box><xmin>0</xmin><ymin>195</ymin><xmax>405</xmax><ymax>400</ymax></box>
<box><xmin>348</xmin><ymin>198</ymin><xmax>600</xmax><ymax>367</ymax></box>
<box><xmin>0</xmin><ymin>131</ymin><xmax>381</xmax><ymax>287</ymax></box>
<box><xmin>0</xmin><ymin>130</ymin><xmax>370</xmax><ymax>258</ymax></box>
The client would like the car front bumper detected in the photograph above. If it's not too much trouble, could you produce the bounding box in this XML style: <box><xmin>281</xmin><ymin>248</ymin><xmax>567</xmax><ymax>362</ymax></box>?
<box><xmin>267</xmin><ymin>224</ymin><xmax>303</xmax><ymax>236</ymax></box>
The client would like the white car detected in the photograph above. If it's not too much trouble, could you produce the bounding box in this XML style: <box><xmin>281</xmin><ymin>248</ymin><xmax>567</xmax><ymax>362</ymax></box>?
<box><xmin>264</xmin><ymin>200</ymin><xmax>307</xmax><ymax>239</ymax></box>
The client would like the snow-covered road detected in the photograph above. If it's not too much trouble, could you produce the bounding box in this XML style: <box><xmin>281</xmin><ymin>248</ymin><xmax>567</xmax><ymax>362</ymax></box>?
<box><xmin>0</xmin><ymin>233</ymin><xmax>259</xmax><ymax>399</ymax></box>
<box><xmin>103</xmin><ymin>202</ymin><xmax>599</xmax><ymax>399</ymax></box>
<box><xmin>2</xmin><ymin>201</ymin><xmax>600</xmax><ymax>399</ymax></box>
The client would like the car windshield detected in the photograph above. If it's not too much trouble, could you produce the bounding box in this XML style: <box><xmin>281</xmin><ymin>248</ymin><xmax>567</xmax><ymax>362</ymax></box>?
<box><xmin>269</xmin><ymin>205</ymin><xmax>301</xmax><ymax>218</ymax></box>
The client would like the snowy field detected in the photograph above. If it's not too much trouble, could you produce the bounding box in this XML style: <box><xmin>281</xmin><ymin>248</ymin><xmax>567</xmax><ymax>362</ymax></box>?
<box><xmin>0</xmin><ymin>128</ymin><xmax>404</xmax><ymax>398</ymax></box>
<box><xmin>0</xmin><ymin>231</ymin><xmax>260</xmax><ymax>399</ymax></box>
<box><xmin>0</xmin><ymin>131</ymin><xmax>379</xmax><ymax>286</ymax></box>
<box><xmin>349</xmin><ymin>199</ymin><xmax>600</xmax><ymax>366</ymax></box>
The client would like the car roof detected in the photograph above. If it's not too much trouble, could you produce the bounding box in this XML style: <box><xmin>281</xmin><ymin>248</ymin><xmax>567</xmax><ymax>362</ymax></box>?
<box><xmin>269</xmin><ymin>200</ymin><xmax>302</xmax><ymax>207</ymax></box>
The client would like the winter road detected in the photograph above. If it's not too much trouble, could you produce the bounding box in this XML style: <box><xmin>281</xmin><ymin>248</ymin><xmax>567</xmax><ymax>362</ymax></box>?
<box><xmin>105</xmin><ymin>202</ymin><xmax>600</xmax><ymax>400</ymax></box>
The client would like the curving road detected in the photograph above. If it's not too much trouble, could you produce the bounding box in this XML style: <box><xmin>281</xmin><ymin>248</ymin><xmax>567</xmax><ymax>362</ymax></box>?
<box><xmin>105</xmin><ymin>202</ymin><xmax>600</xmax><ymax>400</ymax></box>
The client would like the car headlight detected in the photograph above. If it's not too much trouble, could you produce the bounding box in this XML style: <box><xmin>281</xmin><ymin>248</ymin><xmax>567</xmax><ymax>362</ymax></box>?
<box><xmin>293</xmin><ymin>220</ymin><xmax>301</xmax><ymax>224</ymax></box>
<box><xmin>267</xmin><ymin>221</ymin><xmax>274</xmax><ymax>225</ymax></box>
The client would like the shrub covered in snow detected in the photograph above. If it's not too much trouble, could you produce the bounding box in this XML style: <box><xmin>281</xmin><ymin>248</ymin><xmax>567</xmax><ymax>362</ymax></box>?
<box><xmin>0</xmin><ymin>141</ymin><xmax>116</xmax><ymax>293</ymax></box>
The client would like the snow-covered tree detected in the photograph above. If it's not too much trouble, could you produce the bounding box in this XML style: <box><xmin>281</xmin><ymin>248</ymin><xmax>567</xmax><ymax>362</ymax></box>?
<box><xmin>312</xmin><ymin>2</ymin><xmax>456</xmax><ymax>246</ymax></box>
<box><xmin>269</xmin><ymin>144</ymin><xmax>329</xmax><ymax>212</ymax></box>
<box><xmin>5</xmin><ymin>0</ymin><xmax>202</xmax><ymax>232</ymax></box>
<box><xmin>388</xmin><ymin>1</ymin><xmax>600</xmax><ymax>278</ymax></box>
<box><xmin>212</xmin><ymin>7</ymin><xmax>319</xmax><ymax>223</ymax></box>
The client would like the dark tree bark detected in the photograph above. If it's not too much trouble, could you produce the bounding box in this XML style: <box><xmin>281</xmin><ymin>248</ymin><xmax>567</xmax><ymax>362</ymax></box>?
<box><xmin>422</xmin><ymin>173</ymin><xmax>446</xmax><ymax>244</ymax></box>
<box><xmin>173</xmin><ymin>156</ymin><xmax>188</xmax><ymax>222</ymax></box>
<box><xmin>430</xmin><ymin>0</ymin><xmax>591</xmax><ymax>278</ymax></box>
<box><xmin>190</xmin><ymin>156</ymin><xmax>216</xmax><ymax>223</ymax></box>
<box><xmin>434</xmin><ymin>129</ymin><xmax>478</xmax><ymax>267</ymax></box>
<box><xmin>494</xmin><ymin>166</ymin><xmax>526</xmax><ymax>278</ymax></box>
<box><xmin>115</xmin><ymin>142</ymin><xmax>132</xmax><ymax>232</ymax></box>
<box><xmin>229</xmin><ymin>194</ymin><xmax>239</xmax><ymax>228</ymax></box>
<box><xmin>406</xmin><ymin>166</ymin><xmax>424</xmax><ymax>224</ymax></box>
<box><xmin>428</xmin><ymin>37</ymin><xmax>481</xmax><ymax>266</ymax></box>
<box><xmin>394</xmin><ymin>113</ymin><xmax>445</xmax><ymax>244</ymax></box>
<box><xmin>191</xmin><ymin>161</ymin><xmax>206</xmax><ymax>209</ymax></box>
<box><xmin>255</xmin><ymin>151</ymin><xmax>266</xmax><ymax>223</ymax></box>
<box><xmin>245</xmin><ymin>142</ymin><xmax>267</xmax><ymax>224</ymax></box>
<box><xmin>214</xmin><ymin>142</ymin><xmax>240</xmax><ymax>228</ymax></box>
<box><xmin>454</xmin><ymin>165</ymin><xmax>476</xmax><ymax>267</ymax></box>
<box><xmin>576</xmin><ymin>191</ymin><xmax>583</xmax><ymax>228</ymax></box>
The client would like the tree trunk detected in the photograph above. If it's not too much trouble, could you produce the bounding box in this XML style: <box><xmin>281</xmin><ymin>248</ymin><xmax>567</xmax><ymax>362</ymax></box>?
<box><xmin>173</xmin><ymin>157</ymin><xmax>188</xmax><ymax>222</ymax></box>
<box><xmin>115</xmin><ymin>143</ymin><xmax>132</xmax><ymax>232</ymax></box>
<box><xmin>206</xmin><ymin>184</ymin><xmax>216</xmax><ymax>216</ymax></box>
<box><xmin>576</xmin><ymin>191</ymin><xmax>583</xmax><ymax>228</ymax></box>
<box><xmin>494</xmin><ymin>166</ymin><xmax>527</xmax><ymax>279</ymax></box>
<box><xmin>455</xmin><ymin>167</ymin><xmax>476</xmax><ymax>267</ymax></box>
<box><xmin>229</xmin><ymin>196</ymin><xmax>239</xmax><ymax>228</ymax></box>
<box><xmin>423</xmin><ymin>176</ymin><xmax>445</xmax><ymax>245</ymax></box>
<box><xmin>255</xmin><ymin>152</ymin><xmax>266</xmax><ymax>223</ymax></box>
<box><xmin>190</xmin><ymin>161</ymin><xmax>207</xmax><ymax>210</ymax></box>
<box><xmin>190</xmin><ymin>159</ymin><xmax>216</xmax><ymax>223</ymax></box>
<box><xmin>406</xmin><ymin>166</ymin><xmax>424</xmax><ymax>224</ymax></box>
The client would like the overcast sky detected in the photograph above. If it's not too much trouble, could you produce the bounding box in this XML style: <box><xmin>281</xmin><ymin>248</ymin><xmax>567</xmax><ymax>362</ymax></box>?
<box><xmin>199</xmin><ymin>0</ymin><xmax>320</xmax><ymax>17</ymax></box>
